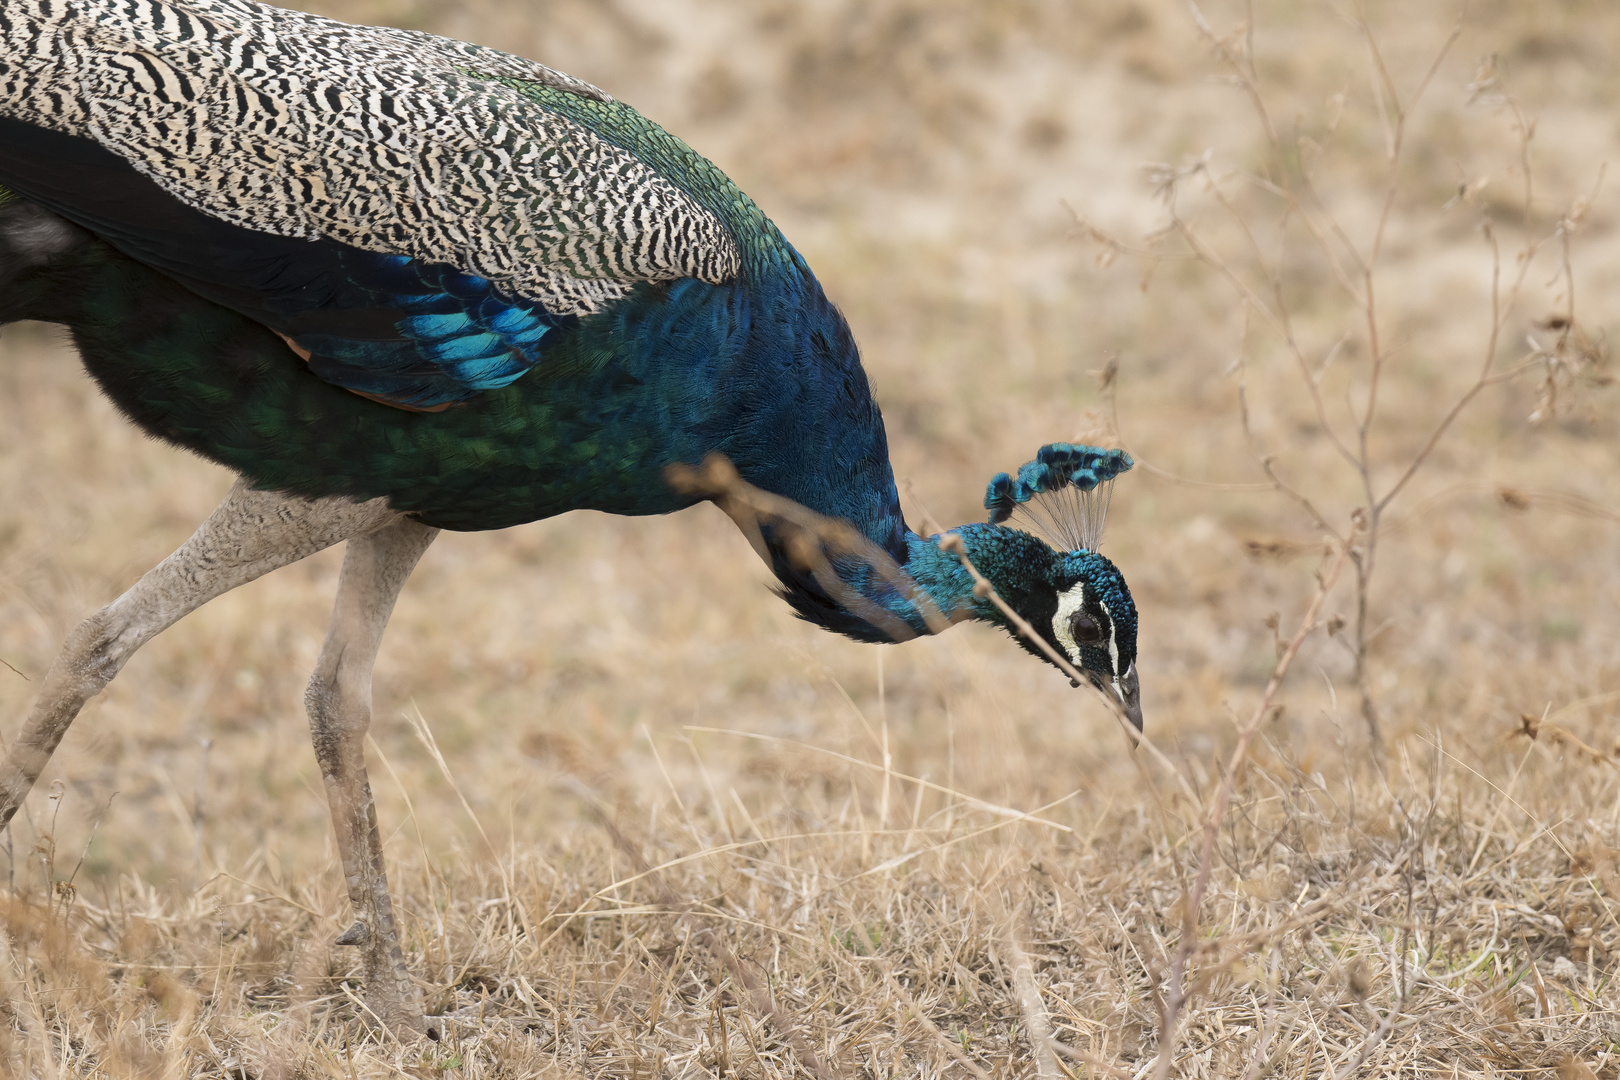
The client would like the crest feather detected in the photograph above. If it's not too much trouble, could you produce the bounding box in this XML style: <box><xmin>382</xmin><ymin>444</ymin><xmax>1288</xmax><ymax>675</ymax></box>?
<box><xmin>983</xmin><ymin>443</ymin><xmax>1132</xmax><ymax>552</ymax></box>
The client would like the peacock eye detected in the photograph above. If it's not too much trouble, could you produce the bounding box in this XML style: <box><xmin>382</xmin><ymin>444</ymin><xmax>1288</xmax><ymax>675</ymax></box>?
<box><xmin>1069</xmin><ymin>611</ymin><xmax>1104</xmax><ymax>644</ymax></box>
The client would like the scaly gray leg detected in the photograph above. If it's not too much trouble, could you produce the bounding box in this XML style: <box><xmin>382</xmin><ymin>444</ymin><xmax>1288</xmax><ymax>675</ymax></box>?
<box><xmin>303</xmin><ymin>518</ymin><xmax>439</xmax><ymax>1037</ymax></box>
<box><xmin>0</xmin><ymin>479</ymin><xmax>399</xmax><ymax>829</ymax></box>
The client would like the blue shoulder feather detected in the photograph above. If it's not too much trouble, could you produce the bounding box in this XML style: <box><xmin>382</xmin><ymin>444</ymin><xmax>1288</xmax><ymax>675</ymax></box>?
<box><xmin>290</xmin><ymin>252</ymin><xmax>576</xmax><ymax>408</ymax></box>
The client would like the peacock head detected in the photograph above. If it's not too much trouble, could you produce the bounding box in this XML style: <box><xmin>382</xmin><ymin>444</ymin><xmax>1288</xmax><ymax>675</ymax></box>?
<box><xmin>963</xmin><ymin>444</ymin><xmax>1141</xmax><ymax>729</ymax></box>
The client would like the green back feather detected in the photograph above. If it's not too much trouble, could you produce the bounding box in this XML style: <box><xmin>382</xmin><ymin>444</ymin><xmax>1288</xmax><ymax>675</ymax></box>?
<box><xmin>475</xmin><ymin>75</ymin><xmax>802</xmax><ymax>277</ymax></box>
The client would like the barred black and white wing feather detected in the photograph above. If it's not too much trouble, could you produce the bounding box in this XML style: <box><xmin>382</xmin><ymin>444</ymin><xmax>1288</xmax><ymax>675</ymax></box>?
<box><xmin>0</xmin><ymin>0</ymin><xmax>744</xmax><ymax>406</ymax></box>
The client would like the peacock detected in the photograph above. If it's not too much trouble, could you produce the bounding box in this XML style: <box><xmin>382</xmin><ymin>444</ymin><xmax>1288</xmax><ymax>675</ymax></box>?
<box><xmin>0</xmin><ymin>0</ymin><xmax>1141</xmax><ymax>1036</ymax></box>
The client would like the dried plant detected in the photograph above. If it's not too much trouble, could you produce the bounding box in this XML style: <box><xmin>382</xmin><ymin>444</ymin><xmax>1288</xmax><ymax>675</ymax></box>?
<box><xmin>1078</xmin><ymin>2</ymin><xmax>1608</xmax><ymax>753</ymax></box>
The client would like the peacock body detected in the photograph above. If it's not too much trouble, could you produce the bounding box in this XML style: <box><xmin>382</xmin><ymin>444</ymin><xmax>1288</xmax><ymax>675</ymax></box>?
<box><xmin>0</xmin><ymin>0</ymin><xmax>880</xmax><ymax>530</ymax></box>
<box><xmin>0</xmin><ymin>0</ymin><xmax>1141</xmax><ymax>1034</ymax></box>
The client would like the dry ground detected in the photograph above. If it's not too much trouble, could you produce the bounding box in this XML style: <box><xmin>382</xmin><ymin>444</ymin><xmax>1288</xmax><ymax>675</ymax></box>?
<box><xmin>3</xmin><ymin>0</ymin><xmax>1620</xmax><ymax>1076</ymax></box>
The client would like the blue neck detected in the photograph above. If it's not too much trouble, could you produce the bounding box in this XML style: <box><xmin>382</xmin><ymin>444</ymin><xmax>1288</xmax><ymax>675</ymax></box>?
<box><xmin>770</xmin><ymin>523</ymin><xmax>1042</xmax><ymax>643</ymax></box>
<box><xmin>713</xmin><ymin>267</ymin><xmax>1054</xmax><ymax>641</ymax></box>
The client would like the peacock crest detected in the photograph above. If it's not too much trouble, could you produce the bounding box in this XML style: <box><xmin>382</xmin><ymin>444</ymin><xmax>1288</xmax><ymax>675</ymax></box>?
<box><xmin>984</xmin><ymin>443</ymin><xmax>1133</xmax><ymax>553</ymax></box>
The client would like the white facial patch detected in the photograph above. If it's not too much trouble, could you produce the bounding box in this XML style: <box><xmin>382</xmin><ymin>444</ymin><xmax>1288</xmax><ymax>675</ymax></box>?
<box><xmin>1052</xmin><ymin>582</ymin><xmax>1088</xmax><ymax>663</ymax></box>
<box><xmin>1097</xmin><ymin>599</ymin><xmax>1121</xmax><ymax>679</ymax></box>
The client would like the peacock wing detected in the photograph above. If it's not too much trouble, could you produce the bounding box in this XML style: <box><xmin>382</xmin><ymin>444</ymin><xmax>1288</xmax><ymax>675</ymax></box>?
<box><xmin>0</xmin><ymin>0</ymin><xmax>743</xmax><ymax>409</ymax></box>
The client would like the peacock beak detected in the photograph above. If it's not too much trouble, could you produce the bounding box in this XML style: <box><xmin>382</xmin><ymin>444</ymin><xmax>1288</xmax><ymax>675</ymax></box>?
<box><xmin>1113</xmin><ymin>662</ymin><xmax>1142</xmax><ymax>731</ymax></box>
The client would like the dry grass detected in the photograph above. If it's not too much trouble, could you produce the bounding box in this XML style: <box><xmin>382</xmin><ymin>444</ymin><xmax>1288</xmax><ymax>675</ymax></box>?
<box><xmin>4</xmin><ymin>0</ymin><xmax>1620</xmax><ymax>1075</ymax></box>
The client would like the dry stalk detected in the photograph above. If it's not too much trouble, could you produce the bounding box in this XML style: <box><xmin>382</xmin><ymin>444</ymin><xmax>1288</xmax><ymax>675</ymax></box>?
<box><xmin>669</xmin><ymin>455</ymin><xmax>951</xmax><ymax>640</ymax></box>
<box><xmin>686</xmin><ymin>727</ymin><xmax>1078</xmax><ymax>834</ymax></box>
<box><xmin>1151</xmin><ymin>536</ymin><xmax>1352</xmax><ymax>1080</ymax></box>
<box><xmin>998</xmin><ymin>913</ymin><xmax>1060</xmax><ymax>1080</ymax></box>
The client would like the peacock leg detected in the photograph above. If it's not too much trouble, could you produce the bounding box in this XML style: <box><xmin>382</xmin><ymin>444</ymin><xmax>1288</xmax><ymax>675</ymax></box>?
<box><xmin>302</xmin><ymin>517</ymin><xmax>439</xmax><ymax>1037</ymax></box>
<box><xmin>0</xmin><ymin>478</ymin><xmax>398</xmax><ymax>831</ymax></box>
